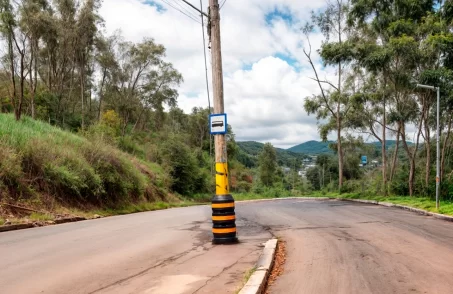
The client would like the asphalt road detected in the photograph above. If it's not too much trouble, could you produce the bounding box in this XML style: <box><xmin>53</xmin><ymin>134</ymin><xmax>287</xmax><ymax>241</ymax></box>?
<box><xmin>237</xmin><ymin>199</ymin><xmax>453</xmax><ymax>294</ymax></box>
<box><xmin>2</xmin><ymin>199</ymin><xmax>453</xmax><ymax>294</ymax></box>
<box><xmin>0</xmin><ymin>206</ymin><xmax>271</xmax><ymax>294</ymax></box>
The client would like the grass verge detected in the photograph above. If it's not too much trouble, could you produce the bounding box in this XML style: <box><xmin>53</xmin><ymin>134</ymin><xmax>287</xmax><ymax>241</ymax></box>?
<box><xmin>235</xmin><ymin>266</ymin><xmax>257</xmax><ymax>294</ymax></box>
<box><xmin>334</xmin><ymin>193</ymin><xmax>453</xmax><ymax>216</ymax></box>
<box><xmin>234</xmin><ymin>191</ymin><xmax>453</xmax><ymax>217</ymax></box>
<box><xmin>29</xmin><ymin>212</ymin><xmax>55</xmax><ymax>222</ymax></box>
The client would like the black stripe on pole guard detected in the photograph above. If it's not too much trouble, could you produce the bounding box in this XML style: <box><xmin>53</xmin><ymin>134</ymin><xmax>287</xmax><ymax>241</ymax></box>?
<box><xmin>213</xmin><ymin>232</ymin><xmax>237</xmax><ymax>244</ymax></box>
<box><xmin>212</xmin><ymin>194</ymin><xmax>238</xmax><ymax>244</ymax></box>
<box><xmin>213</xmin><ymin>222</ymin><xmax>236</xmax><ymax>229</ymax></box>
<box><xmin>211</xmin><ymin>194</ymin><xmax>235</xmax><ymax>203</ymax></box>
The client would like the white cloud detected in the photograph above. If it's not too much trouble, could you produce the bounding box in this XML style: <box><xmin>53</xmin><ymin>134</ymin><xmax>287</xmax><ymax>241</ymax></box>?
<box><xmin>100</xmin><ymin>0</ymin><xmax>332</xmax><ymax>148</ymax></box>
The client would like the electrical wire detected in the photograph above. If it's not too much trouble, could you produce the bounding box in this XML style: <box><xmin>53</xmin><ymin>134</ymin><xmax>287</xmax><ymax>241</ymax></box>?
<box><xmin>159</xmin><ymin>0</ymin><xmax>202</xmax><ymax>24</ymax></box>
<box><xmin>199</xmin><ymin>0</ymin><xmax>214</xmax><ymax>174</ymax></box>
<box><xmin>199</xmin><ymin>2</ymin><xmax>211</xmax><ymax>114</ymax></box>
<box><xmin>170</xmin><ymin>0</ymin><xmax>202</xmax><ymax>22</ymax></box>
<box><xmin>220</xmin><ymin>0</ymin><xmax>227</xmax><ymax>10</ymax></box>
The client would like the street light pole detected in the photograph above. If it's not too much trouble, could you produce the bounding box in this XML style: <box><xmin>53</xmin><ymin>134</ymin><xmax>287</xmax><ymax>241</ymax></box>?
<box><xmin>416</xmin><ymin>84</ymin><xmax>440</xmax><ymax>210</ymax></box>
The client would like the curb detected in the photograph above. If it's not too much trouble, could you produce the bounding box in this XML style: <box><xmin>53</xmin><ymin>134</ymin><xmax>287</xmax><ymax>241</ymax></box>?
<box><xmin>0</xmin><ymin>216</ymin><xmax>88</xmax><ymax>233</ymax></box>
<box><xmin>0</xmin><ymin>223</ymin><xmax>34</xmax><ymax>232</ymax></box>
<box><xmin>339</xmin><ymin>198</ymin><xmax>453</xmax><ymax>222</ymax></box>
<box><xmin>239</xmin><ymin>238</ymin><xmax>278</xmax><ymax>294</ymax></box>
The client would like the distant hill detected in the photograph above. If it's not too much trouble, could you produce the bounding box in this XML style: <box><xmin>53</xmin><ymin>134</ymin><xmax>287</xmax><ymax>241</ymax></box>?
<box><xmin>370</xmin><ymin>140</ymin><xmax>410</xmax><ymax>149</ymax></box>
<box><xmin>288</xmin><ymin>140</ymin><xmax>410</xmax><ymax>155</ymax></box>
<box><xmin>237</xmin><ymin>141</ymin><xmax>306</xmax><ymax>168</ymax></box>
<box><xmin>288</xmin><ymin>140</ymin><xmax>334</xmax><ymax>154</ymax></box>
<box><xmin>237</xmin><ymin>140</ymin><xmax>411</xmax><ymax>167</ymax></box>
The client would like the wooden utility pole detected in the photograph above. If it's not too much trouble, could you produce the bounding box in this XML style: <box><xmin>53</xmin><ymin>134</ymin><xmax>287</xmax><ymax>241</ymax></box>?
<box><xmin>209</xmin><ymin>0</ymin><xmax>237</xmax><ymax>244</ymax></box>
<box><xmin>210</xmin><ymin>0</ymin><xmax>226</xmax><ymax>163</ymax></box>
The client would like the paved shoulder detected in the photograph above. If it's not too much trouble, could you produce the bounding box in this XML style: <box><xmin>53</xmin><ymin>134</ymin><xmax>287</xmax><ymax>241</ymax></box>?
<box><xmin>237</xmin><ymin>199</ymin><xmax>453</xmax><ymax>294</ymax></box>
<box><xmin>0</xmin><ymin>206</ymin><xmax>271</xmax><ymax>294</ymax></box>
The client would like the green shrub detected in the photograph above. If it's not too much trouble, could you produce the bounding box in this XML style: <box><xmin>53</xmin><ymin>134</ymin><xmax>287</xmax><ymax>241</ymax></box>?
<box><xmin>160</xmin><ymin>136</ymin><xmax>208</xmax><ymax>196</ymax></box>
<box><xmin>340</xmin><ymin>180</ymin><xmax>363</xmax><ymax>194</ymax></box>
<box><xmin>237</xmin><ymin>181</ymin><xmax>252</xmax><ymax>193</ymax></box>
<box><xmin>118</xmin><ymin>136</ymin><xmax>145</xmax><ymax>158</ymax></box>
<box><xmin>0</xmin><ymin>141</ymin><xmax>23</xmax><ymax>187</ymax></box>
<box><xmin>82</xmin><ymin>143</ymin><xmax>147</xmax><ymax>204</ymax></box>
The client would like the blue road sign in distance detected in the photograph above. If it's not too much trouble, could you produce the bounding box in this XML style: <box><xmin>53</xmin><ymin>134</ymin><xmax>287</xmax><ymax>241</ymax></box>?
<box><xmin>361</xmin><ymin>155</ymin><xmax>368</xmax><ymax>165</ymax></box>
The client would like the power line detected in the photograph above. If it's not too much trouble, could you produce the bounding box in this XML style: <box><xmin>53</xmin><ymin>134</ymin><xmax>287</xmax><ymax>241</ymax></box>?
<box><xmin>170</xmin><ymin>0</ymin><xmax>202</xmax><ymax>21</ymax></box>
<box><xmin>220</xmin><ymin>0</ymin><xmax>227</xmax><ymax>10</ymax></box>
<box><xmin>199</xmin><ymin>0</ymin><xmax>211</xmax><ymax>113</ymax></box>
<box><xmin>180</xmin><ymin>0</ymin><xmax>209</xmax><ymax>17</ymax></box>
<box><xmin>199</xmin><ymin>0</ymin><xmax>213</xmax><ymax>174</ymax></box>
<box><xmin>159</xmin><ymin>0</ymin><xmax>201</xmax><ymax>24</ymax></box>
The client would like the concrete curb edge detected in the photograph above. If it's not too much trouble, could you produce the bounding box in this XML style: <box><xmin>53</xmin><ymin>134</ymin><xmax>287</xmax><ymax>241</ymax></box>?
<box><xmin>0</xmin><ymin>217</ymin><xmax>88</xmax><ymax>233</ymax></box>
<box><xmin>238</xmin><ymin>238</ymin><xmax>278</xmax><ymax>294</ymax></box>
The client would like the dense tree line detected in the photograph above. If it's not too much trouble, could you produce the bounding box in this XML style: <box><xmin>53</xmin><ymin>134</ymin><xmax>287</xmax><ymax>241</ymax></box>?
<box><xmin>304</xmin><ymin>0</ymin><xmax>453</xmax><ymax>198</ymax></box>
<box><xmin>0</xmin><ymin>0</ymin><xmax>181</xmax><ymax>132</ymax></box>
<box><xmin>0</xmin><ymin>0</ymin><xmax>250</xmax><ymax>199</ymax></box>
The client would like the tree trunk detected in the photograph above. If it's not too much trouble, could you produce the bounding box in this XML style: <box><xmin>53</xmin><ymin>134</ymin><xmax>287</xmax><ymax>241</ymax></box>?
<box><xmin>401</xmin><ymin>114</ymin><xmax>424</xmax><ymax>196</ymax></box>
<box><xmin>400</xmin><ymin>123</ymin><xmax>415</xmax><ymax>196</ymax></box>
<box><xmin>337</xmin><ymin>117</ymin><xmax>344</xmax><ymax>190</ymax></box>
<box><xmin>16</xmin><ymin>42</ymin><xmax>25</xmax><ymax>121</ymax></box>
<box><xmin>382</xmin><ymin>94</ymin><xmax>387</xmax><ymax>195</ymax></box>
<box><xmin>408</xmin><ymin>157</ymin><xmax>415</xmax><ymax>197</ymax></box>
<box><xmin>337</xmin><ymin>9</ymin><xmax>343</xmax><ymax>190</ymax></box>
<box><xmin>29</xmin><ymin>39</ymin><xmax>38</xmax><ymax>120</ymax></box>
<box><xmin>7</xmin><ymin>32</ymin><xmax>17</xmax><ymax>119</ymax></box>
<box><xmin>132</xmin><ymin>108</ymin><xmax>146</xmax><ymax>132</ymax></box>
<box><xmin>424</xmin><ymin>105</ymin><xmax>431</xmax><ymax>189</ymax></box>
<box><xmin>98</xmin><ymin>68</ymin><xmax>107</xmax><ymax>120</ymax></box>
<box><xmin>80</xmin><ymin>54</ymin><xmax>85</xmax><ymax>130</ymax></box>
<box><xmin>390</xmin><ymin>124</ymin><xmax>401</xmax><ymax>182</ymax></box>
<box><xmin>441</xmin><ymin>111</ymin><xmax>452</xmax><ymax>181</ymax></box>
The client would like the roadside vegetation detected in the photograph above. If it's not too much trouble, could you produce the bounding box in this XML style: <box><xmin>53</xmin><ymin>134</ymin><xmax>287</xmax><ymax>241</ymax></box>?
<box><xmin>293</xmin><ymin>0</ymin><xmax>453</xmax><ymax>213</ymax></box>
<box><xmin>0</xmin><ymin>0</ymin><xmax>253</xmax><ymax>223</ymax></box>
<box><xmin>1</xmin><ymin>0</ymin><xmax>453</xmax><ymax>225</ymax></box>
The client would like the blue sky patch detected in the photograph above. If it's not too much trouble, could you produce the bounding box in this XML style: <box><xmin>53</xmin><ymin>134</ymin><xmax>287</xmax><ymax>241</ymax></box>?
<box><xmin>241</xmin><ymin>63</ymin><xmax>253</xmax><ymax>71</ymax></box>
<box><xmin>274</xmin><ymin>52</ymin><xmax>300</xmax><ymax>70</ymax></box>
<box><xmin>144</xmin><ymin>0</ymin><xmax>165</xmax><ymax>12</ymax></box>
<box><xmin>265</xmin><ymin>7</ymin><xmax>294</xmax><ymax>26</ymax></box>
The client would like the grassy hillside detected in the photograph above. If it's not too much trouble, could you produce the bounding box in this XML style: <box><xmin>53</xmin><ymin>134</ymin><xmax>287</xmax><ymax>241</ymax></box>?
<box><xmin>0</xmin><ymin>114</ymin><xmax>173</xmax><ymax>214</ymax></box>
<box><xmin>237</xmin><ymin>141</ymin><xmax>307</xmax><ymax>167</ymax></box>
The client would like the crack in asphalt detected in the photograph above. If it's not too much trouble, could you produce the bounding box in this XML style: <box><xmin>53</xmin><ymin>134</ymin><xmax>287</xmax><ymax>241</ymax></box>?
<box><xmin>87</xmin><ymin>245</ymin><xmax>202</xmax><ymax>294</ymax></box>
<box><xmin>190</xmin><ymin>251</ymin><xmax>252</xmax><ymax>294</ymax></box>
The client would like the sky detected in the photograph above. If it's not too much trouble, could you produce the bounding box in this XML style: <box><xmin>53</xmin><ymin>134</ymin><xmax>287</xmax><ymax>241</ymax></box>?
<box><xmin>100</xmin><ymin>0</ymin><xmax>335</xmax><ymax>149</ymax></box>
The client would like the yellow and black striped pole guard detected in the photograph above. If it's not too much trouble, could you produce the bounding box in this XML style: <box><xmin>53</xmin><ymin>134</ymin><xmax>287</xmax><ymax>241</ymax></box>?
<box><xmin>212</xmin><ymin>162</ymin><xmax>238</xmax><ymax>244</ymax></box>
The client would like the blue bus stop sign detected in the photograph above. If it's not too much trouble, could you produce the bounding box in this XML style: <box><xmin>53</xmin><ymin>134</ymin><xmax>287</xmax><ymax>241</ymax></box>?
<box><xmin>361</xmin><ymin>156</ymin><xmax>368</xmax><ymax>165</ymax></box>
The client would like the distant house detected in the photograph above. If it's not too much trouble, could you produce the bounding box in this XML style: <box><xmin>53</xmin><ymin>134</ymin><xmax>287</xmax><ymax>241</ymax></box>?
<box><xmin>282</xmin><ymin>167</ymin><xmax>291</xmax><ymax>174</ymax></box>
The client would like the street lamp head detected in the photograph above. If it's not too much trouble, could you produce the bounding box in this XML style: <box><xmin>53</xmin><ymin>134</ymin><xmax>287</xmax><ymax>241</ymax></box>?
<box><xmin>416</xmin><ymin>84</ymin><xmax>436</xmax><ymax>90</ymax></box>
